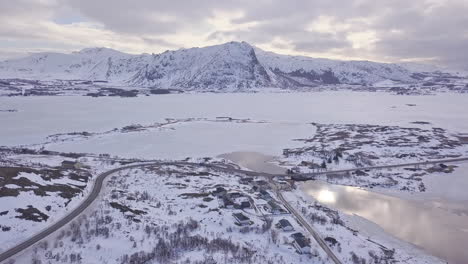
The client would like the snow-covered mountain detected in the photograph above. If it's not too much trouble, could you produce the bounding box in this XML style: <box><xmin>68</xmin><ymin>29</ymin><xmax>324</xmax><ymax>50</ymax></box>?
<box><xmin>0</xmin><ymin>41</ymin><xmax>461</xmax><ymax>90</ymax></box>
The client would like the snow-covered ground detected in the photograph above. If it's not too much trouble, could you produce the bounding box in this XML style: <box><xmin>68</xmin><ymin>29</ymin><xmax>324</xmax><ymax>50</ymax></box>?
<box><xmin>2</xmin><ymin>92</ymin><xmax>468</xmax><ymax>263</ymax></box>
<box><xmin>10</xmin><ymin>163</ymin><xmax>447</xmax><ymax>264</ymax></box>
<box><xmin>11</xmin><ymin>165</ymin><xmax>330</xmax><ymax>264</ymax></box>
<box><xmin>0</xmin><ymin>151</ymin><xmax>146</xmax><ymax>251</ymax></box>
<box><xmin>278</xmin><ymin>122</ymin><xmax>468</xmax><ymax>193</ymax></box>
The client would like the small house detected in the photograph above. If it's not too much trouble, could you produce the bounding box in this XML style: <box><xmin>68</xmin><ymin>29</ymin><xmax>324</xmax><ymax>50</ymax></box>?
<box><xmin>252</xmin><ymin>180</ymin><xmax>269</xmax><ymax>191</ymax></box>
<box><xmin>353</xmin><ymin>170</ymin><xmax>368</xmax><ymax>176</ymax></box>
<box><xmin>276</xmin><ymin>219</ymin><xmax>294</xmax><ymax>232</ymax></box>
<box><xmin>61</xmin><ymin>160</ymin><xmax>82</xmax><ymax>169</ymax></box>
<box><xmin>212</xmin><ymin>187</ymin><xmax>227</xmax><ymax>198</ymax></box>
<box><xmin>291</xmin><ymin>174</ymin><xmax>312</xmax><ymax>181</ymax></box>
<box><xmin>287</xmin><ymin>167</ymin><xmax>301</xmax><ymax>174</ymax></box>
<box><xmin>277</xmin><ymin>180</ymin><xmax>290</xmax><ymax>188</ymax></box>
<box><xmin>239</xmin><ymin>177</ymin><xmax>254</xmax><ymax>185</ymax></box>
<box><xmin>266</xmin><ymin>200</ymin><xmax>285</xmax><ymax>214</ymax></box>
<box><xmin>221</xmin><ymin>197</ymin><xmax>235</xmax><ymax>209</ymax></box>
<box><xmin>259</xmin><ymin>190</ymin><xmax>272</xmax><ymax>200</ymax></box>
<box><xmin>439</xmin><ymin>163</ymin><xmax>448</xmax><ymax>169</ymax></box>
<box><xmin>275</xmin><ymin>175</ymin><xmax>287</xmax><ymax>181</ymax></box>
<box><xmin>233</xmin><ymin>196</ymin><xmax>251</xmax><ymax>209</ymax></box>
<box><xmin>227</xmin><ymin>192</ymin><xmax>242</xmax><ymax>199</ymax></box>
<box><xmin>239</xmin><ymin>201</ymin><xmax>251</xmax><ymax>209</ymax></box>
<box><xmin>253</xmin><ymin>180</ymin><xmax>268</xmax><ymax>187</ymax></box>
<box><xmin>233</xmin><ymin>213</ymin><xmax>251</xmax><ymax>226</ymax></box>
<box><xmin>291</xmin><ymin>233</ymin><xmax>311</xmax><ymax>254</ymax></box>
<box><xmin>307</xmin><ymin>163</ymin><xmax>323</xmax><ymax>171</ymax></box>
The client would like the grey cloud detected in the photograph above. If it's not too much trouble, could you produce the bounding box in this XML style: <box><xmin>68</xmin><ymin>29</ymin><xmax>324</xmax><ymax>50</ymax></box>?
<box><xmin>64</xmin><ymin>0</ymin><xmax>242</xmax><ymax>34</ymax></box>
<box><xmin>370</xmin><ymin>0</ymin><xmax>468</xmax><ymax>69</ymax></box>
<box><xmin>141</xmin><ymin>37</ymin><xmax>178</xmax><ymax>49</ymax></box>
<box><xmin>293</xmin><ymin>34</ymin><xmax>351</xmax><ymax>53</ymax></box>
<box><xmin>0</xmin><ymin>0</ymin><xmax>57</xmax><ymax>18</ymax></box>
<box><xmin>1</xmin><ymin>0</ymin><xmax>468</xmax><ymax>69</ymax></box>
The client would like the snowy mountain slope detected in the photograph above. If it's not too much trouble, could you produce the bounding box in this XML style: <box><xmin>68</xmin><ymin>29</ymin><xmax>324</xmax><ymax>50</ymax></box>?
<box><xmin>255</xmin><ymin>48</ymin><xmax>414</xmax><ymax>86</ymax></box>
<box><xmin>0</xmin><ymin>41</ymin><xmax>462</xmax><ymax>90</ymax></box>
<box><xmin>0</xmin><ymin>47</ymin><xmax>137</xmax><ymax>81</ymax></box>
<box><xmin>400</xmin><ymin>62</ymin><xmax>468</xmax><ymax>77</ymax></box>
<box><xmin>129</xmin><ymin>41</ymin><xmax>272</xmax><ymax>90</ymax></box>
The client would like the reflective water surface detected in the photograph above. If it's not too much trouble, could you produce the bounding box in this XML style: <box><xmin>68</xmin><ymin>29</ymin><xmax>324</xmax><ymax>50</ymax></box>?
<box><xmin>301</xmin><ymin>180</ymin><xmax>468</xmax><ymax>264</ymax></box>
<box><xmin>219</xmin><ymin>151</ymin><xmax>286</xmax><ymax>174</ymax></box>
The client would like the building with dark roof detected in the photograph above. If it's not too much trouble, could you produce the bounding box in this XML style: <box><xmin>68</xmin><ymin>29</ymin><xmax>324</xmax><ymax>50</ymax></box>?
<box><xmin>291</xmin><ymin>233</ymin><xmax>311</xmax><ymax>254</ymax></box>
<box><xmin>61</xmin><ymin>160</ymin><xmax>82</xmax><ymax>169</ymax></box>
<box><xmin>259</xmin><ymin>190</ymin><xmax>272</xmax><ymax>200</ymax></box>
<box><xmin>221</xmin><ymin>197</ymin><xmax>235</xmax><ymax>209</ymax></box>
<box><xmin>239</xmin><ymin>177</ymin><xmax>254</xmax><ymax>184</ymax></box>
<box><xmin>227</xmin><ymin>192</ymin><xmax>242</xmax><ymax>199</ymax></box>
<box><xmin>212</xmin><ymin>187</ymin><xmax>227</xmax><ymax>198</ymax></box>
<box><xmin>233</xmin><ymin>213</ymin><xmax>251</xmax><ymax>226</ymax></box>
<box><xmin>276</xmin><ymin>219</ymin><xmax>294</xmax><ymax>231</ymax></box>
<box><xmin>266</xmin><ymin>200</ymin><xmax>285</xmax><ymax>214</ymax></box>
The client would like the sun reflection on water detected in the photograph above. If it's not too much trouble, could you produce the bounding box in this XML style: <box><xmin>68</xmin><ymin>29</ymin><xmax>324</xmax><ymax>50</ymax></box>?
<box><xmin>316</xmin><ymin>189</ymin><xmax>336</xmax><ymax>204</ymax></box>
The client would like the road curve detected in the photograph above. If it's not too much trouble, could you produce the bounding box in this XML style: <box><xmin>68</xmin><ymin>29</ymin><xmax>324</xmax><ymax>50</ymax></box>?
<box><xmin>1</xmin><ymin>156</ymin><xmax>467</xmax><ymax>263</ymax></box>
<box><xmin>0</xmin><ymin>161</ymin><xmax>251</xmax><ymax>263</ymax></box>
<box><xmin>0</xmin><ymin>162</ymin><xmax>157</xmax><ymax>263</ymax></box>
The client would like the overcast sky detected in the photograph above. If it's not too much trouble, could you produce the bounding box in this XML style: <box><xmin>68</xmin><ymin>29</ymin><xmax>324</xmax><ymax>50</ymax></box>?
<box><xmin>1</xmin><ymin>0</ymin><xmax>467</xmax><ymax>69</ymax></box>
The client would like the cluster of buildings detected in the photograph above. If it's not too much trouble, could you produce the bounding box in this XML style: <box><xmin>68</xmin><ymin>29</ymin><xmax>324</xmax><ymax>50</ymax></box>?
<box><xmin>275</xmin><ymin>220</ymin><xmax>311</xmax><ymax>254</ymax></box>
<box><xmin>212</xmin><ymin>176</ymin><xmax>312</xmax><ymax>255</ymax></box>
<box><xmin>212</xmin><ymin>187</ymin><xmax>254</xmax><ymax>227</ymax></box>
<box><xmin>213</xmin><ymin>187</ymin><xmax>251</xmax><ymax>210</ymax></box>
<box><xmin>258</xmin><ymin>189</ymin><xmax>287</xmax><ymax>215</ymax></box>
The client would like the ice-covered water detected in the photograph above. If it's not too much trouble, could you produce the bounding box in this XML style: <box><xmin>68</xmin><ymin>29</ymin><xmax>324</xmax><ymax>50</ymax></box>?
<box><xmin>2</xmin><ymin>92</ymin><xmax>468</xmax><ymax>158</ymax></box>
<box><xmin>47</xmin><ymin>121</ymin><xmax>314</xmax><ymax>159</ymax></box>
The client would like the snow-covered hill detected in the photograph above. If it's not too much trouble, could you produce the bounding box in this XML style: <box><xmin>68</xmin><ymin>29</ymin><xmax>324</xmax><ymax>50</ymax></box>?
<box><xmin>255</xmin><ymin>48</ymin><xmax>414</xmax><ymax>86</ymax></box>
<box><xmin>0</xmin><ymin>41</ymin><xmax>464</xmax><ymax>90</ymax></box>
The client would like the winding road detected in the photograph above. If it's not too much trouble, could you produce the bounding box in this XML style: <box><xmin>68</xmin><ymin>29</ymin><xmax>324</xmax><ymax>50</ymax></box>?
<box><xmin>1</xmin><ymin>157</ymin><xmax>467</xmax><ymax>263</ymax></box>
<box><xmin>0</xmin><ymin>161</ymin><xmax>249</xmax><ymax>263</ymax></box>
<box><xmin>0</xmin><ymin>163</ymin><xmax>154</xmax><ymax>263</ymax></box>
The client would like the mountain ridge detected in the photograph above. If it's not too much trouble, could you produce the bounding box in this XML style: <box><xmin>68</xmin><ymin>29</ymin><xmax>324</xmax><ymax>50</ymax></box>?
<box><xmin>0</xmin><ymin>41</ymin><xmax>464</xmax><ymax>90</ymax></box>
